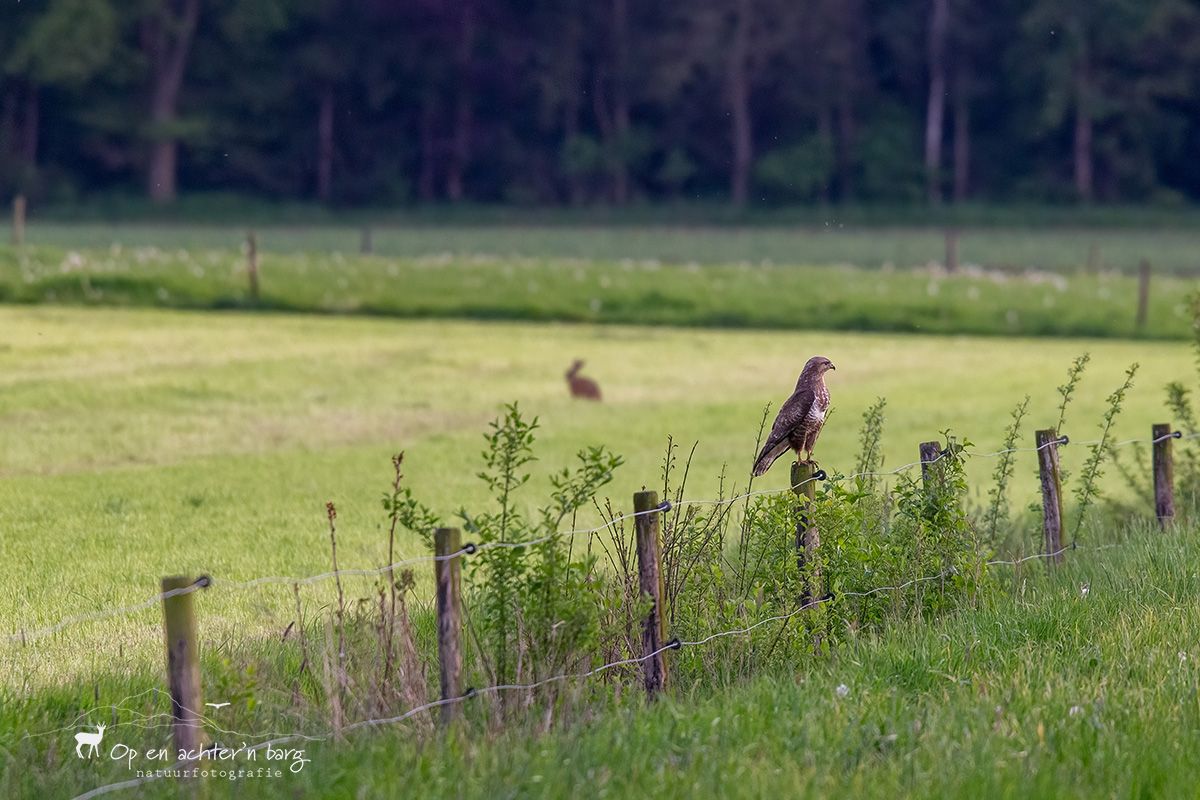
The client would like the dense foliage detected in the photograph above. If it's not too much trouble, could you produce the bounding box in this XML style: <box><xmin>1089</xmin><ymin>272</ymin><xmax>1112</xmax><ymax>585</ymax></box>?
<box><xmin>2</xmin><ymin>0</ymin><xmax>1200</xmax><ymax>208</ymax></box>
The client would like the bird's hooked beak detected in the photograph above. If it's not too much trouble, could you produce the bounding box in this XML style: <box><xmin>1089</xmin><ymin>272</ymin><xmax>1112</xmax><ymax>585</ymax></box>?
<box><xmin>828</xmin><ymin>362</ymin><xmax>836</xmax><ymax>371</ymax></box>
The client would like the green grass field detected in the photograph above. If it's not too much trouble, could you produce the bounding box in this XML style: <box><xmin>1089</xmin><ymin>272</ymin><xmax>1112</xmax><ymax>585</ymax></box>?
<box><xmin>2</xmin><ymin>241</ymin><xmax>1195</xmax><ymax>340</ymax></box>
<box><xmin>69</xmin><ymin>529</ymin><xmax>1196</xmax><ymax>800</ymax></box>
<box><xmin>1</xmin><ymin>306</ymin><xmax>1188</xmax><ymax>659</ymax></box>
<box><xmin>18</xmin><ymin>219</ymin><xmax>1200</xmax><ymax>274</ymax></box>
<box><xmin>2</xmin><ymin>248</ymin><xmax>1199</xmax><ymax>797</ymax></box>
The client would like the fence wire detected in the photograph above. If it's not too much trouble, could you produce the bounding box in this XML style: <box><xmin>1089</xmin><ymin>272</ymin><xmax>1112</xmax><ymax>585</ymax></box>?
<box><xmin>66</xmin><ymin>540</ymin><xmax>1110</xmax><ymax>800</ymax></box>
<box><xmin>8</xmin><ymin>428</ymin><xmax>1195</xmax><ymax>647</ymax></box>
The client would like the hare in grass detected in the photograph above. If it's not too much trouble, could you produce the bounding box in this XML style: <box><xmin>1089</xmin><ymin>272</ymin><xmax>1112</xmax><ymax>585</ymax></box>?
<box><xmin>565</xmin><ymin>359</ymin><xmax>602</xmax><ymax>401</ymax></box>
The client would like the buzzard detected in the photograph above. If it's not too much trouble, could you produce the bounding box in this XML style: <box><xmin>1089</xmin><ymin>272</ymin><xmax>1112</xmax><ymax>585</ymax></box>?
<box><xmin>752</xmin><ymin>355</ymin><xmax>836</xmax><ymax>477</ymax></box>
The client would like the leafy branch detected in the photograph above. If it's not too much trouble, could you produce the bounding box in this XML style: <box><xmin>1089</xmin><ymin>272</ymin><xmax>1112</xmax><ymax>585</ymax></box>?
<box><xmin>1072</xmin><ymin>363</ymin><xmax>1139</xmax><ymax>540</ymax></box>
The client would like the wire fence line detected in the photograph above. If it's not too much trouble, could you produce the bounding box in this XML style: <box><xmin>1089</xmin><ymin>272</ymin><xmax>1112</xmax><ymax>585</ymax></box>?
<box><xmin>65</xmin><ymin>540</ymin><xmax>1114</xmax><ymax>800</ymax></box>
<box><xmin>7</xmin><ymin>429</ymin><xmax>1193</xmax><ymax>648</ymax></box>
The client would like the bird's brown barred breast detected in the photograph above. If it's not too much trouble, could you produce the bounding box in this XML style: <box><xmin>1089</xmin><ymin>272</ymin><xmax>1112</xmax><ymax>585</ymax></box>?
<box><xmin>752</xmin><ymin>356</ymin><xmax>836</xmax><ymax>477</ymax></box>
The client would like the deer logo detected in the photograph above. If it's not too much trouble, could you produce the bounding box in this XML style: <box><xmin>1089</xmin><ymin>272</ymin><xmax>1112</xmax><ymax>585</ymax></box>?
<box><xmin>74</xmin><ymin>724</ymin><xmax>106</xmax><ymax>759</ymax></box>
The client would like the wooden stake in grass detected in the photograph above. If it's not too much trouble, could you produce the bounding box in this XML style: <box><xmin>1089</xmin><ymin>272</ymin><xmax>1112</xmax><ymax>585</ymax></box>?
<box><xmin>1035</xmin><ymin>429</ymin><xmax>1065</xmax><ymax>564</ymax></box>
<box><xmin>11</xmin><ymin>194</ymin><xmax>25</xmax><ymax>246</ymax></box>
<box><xmin>1153</xmin><ymin>423</ymin><xmax>1175</xmax><ymax>527</ymax></box>
<box><xmin>944</xmin><ymin>229</ymin><xmax>959</xmax><ymax>273</ymax></box>
<box><xmin>634</xmin><ymin>490</ymin><xmax>669</xmax><ymax>698</ymax></box>
<box><xmin>790</xmin><ymin>462</ymin><xmax>821</xmax><ymax>606</ymax></box>
<box><xmin>360</xmin><ymin>226</ymin><xmax>373</xmax><ymax>255</ymax></box>
<box><xmin>161</xmin><ymin>575</ymin><xmax>206</xmax><ymax>757</ymax></box>
<box><xmin>434</xmin><ymin>527</ymin><xmax>463</xmax><ymax>722</ymax></box>
<box><xmin>246</xmin><ymin>231</ymin><xmax>260</xmax><ymax>302</ymax></box>
<box><xmin>1136</xmin><ymin>259</ymin><xmax>1151</xmax><ymax>332</ymax></box>
<box><xmin>919</xmin><ymin>441</ymin><xmax>944</xmax><ymax>494</ymax></box>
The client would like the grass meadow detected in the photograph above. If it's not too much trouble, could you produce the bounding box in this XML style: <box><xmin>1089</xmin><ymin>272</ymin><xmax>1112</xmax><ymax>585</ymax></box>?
<box><xmin>2</xmin><ymin>222</ymin><xmax>1200</xmax><ymax>798</ymax></box>
<box><xmin>19</xmin><ymin>219</ymin><xmax>1200</xmax><ymax>273</ymax></box>
<box><xmin>1</xmin><ymin>241</ymin><xmax>1194</xmax><ymax>340</ymax></box>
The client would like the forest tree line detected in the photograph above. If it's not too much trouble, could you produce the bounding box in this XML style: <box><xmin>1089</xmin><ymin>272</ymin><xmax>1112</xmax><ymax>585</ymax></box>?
<box><xmin>2</xmin><ymin>0</ymin><xmax>1200</xmax><ymax>208</ymax></box>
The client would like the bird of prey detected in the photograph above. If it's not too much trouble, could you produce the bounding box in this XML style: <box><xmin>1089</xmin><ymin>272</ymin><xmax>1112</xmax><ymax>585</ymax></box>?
<box><xmin>205</xmin><ymin>702</ymin><xmax>231</xmax><ymax>711</ymax></box>
<box><xmin>752</xmin><ymin>355</ymin><xmax>836</xmax><ymax>477</ymax></box>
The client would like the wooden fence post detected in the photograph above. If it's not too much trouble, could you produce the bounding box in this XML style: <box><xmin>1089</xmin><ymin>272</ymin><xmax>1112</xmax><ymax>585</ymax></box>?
<box><xmin>434</xmin><ymin>527</ymin><xmax>463</xmax><ymax>723</ymax></box>
<box><xmin>919</xmin><ymin>441</ymin><xmax>945</xmax><ymax>492</ymax></box>
<box><xmin>1136</xmin><ymin>259</ymin><xmax>1151</xmax><ymax>331</ymax></box>
<box><xmin>1035</xmin><ymin>429</ymin><xmax>1065</xmax><ymax>564</ymax></box>
<box><xmin>1153</xmin><ymin>423</ymin><xmax>1176</xmax><ymax>527</ymax></box>
<box><xmin>360</xmin><ymin>226</ymin><xmax>373</xmax><ymax>255</ymax></box>
<box><xmin>790</xmin><ymin>462</ymin><xmax>821</xmax><ymax>606</ymax></box>
<box><xmin>12</xmin><ymin>194</ymin><xmax>25</xmax><ymax>246</ymax></box>
<box><xmin>162</xmin><ymin>575</ymin><xmax>206</xmax><ymax>757</ymax></box>
<box><xmin>634</xmin><ymin>490</ymin><xmax>668</xmax><ymax>698</ymax></box>
<box><xmin>944</xmin><ymin>229</ymin><xmax>959</xmax><ymax>273</ymax></box>
<box><xmin>246</xmin><ymin>231</ymin><xmax>260</xmax><ymax>302</ymax></box>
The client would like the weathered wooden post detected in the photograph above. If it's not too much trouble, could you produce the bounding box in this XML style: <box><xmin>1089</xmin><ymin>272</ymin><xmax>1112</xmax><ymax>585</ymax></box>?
<box><xmin>12</xmin><ymin>194</ymin><xmax>25</xmax><ymax>246</ymax></box>
<box><xmin>434</xmin><ymin>527</ymin><xmax>463</xmax><ymax>723</ymax></box>
<box><xmin>919</xmin><ymin>441</ymin><xmax>945</xmax><ymax>493</ymax></box>
<box><xmin>246</xmin><ymin>231</ymin><xmax>260</xmax><ymax>302</ymax></box>
<box><xmin>944</xmin><ymin>229</ymin><xmax>959</xmax><ymax>273</ymax></box>
<box><xmin>1136</xmin><ymin>259</ymin><xmax>1151</xmax><ymax>331</ymax></box>
<box><xmin>360</xmin><ymin>226</ymin><xmax>373</xmax><ymax>255</ymax></box>
<box><xmin>790</xmin><ymin>462</ymin><xmax>821</xmax><ymax>606</ymax></box>
<box><xmin>1035</xmin><ymin>429</ymin><xmax>1065</xmax><ymax>564</ymax></box>
<box><xmin>1153</xmin><ymin>423</ymin><xmax>1176</xmax><ymax>527</ymax></box>
<box><xmin>634</xmin><ymin>490</ymin><xmax>668</xmax><ymax>697</ymax></box>
<box><xmin>161</xmin><ymin>575</ymin><xmax>206</xmax><ymax>757</ymax></box>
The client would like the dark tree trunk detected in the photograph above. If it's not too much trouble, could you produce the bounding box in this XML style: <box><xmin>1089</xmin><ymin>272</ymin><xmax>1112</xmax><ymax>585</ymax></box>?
<box><xmin>0</xmin><ymin>88</ymin><xmax>15</xmax><ymax>159</ymax></box>
<box><xmin>817</xmin><ymin>104</ymin><xmax>834</xmax><ymax>204</ymax></box>
<box><xmin>562</xmin><ymin>4</ymin><xmax>585</xmax><ymax>205</ymax></box>
<box><xmin>316</xmin><ymin>86</ymin><xmax>335</xmax><ymax>203</ymax></box>
<box><xmin>20</xmin><ymin>84</ymin><xmax>38</xmax><ymax>166</ymax></box>
<box><xmin>952</xmin><ymin>79</ymin><xmax>969</xmax><ymax>202</ymax></box>
<box><xmin>835</xmin><ymin>97</ymin><xmax>856</xmax><ymax>200</ymax></box>
<box><xmin>418</xmin><ymin>94</ymin><xmax>437</xmax><ymax>202</ymax></box>
<box><xmin>923</xmin><ymin>0</ymin><xmax>949</xmax><ymax>205</ymax></box>
<box><xmin>446</xmin><ymin>3</ymin><xmax>475</xmax><ymax>202</ymax></box>
<box><xmin>728</xmin><ymin>0</ymin><xmax>753</xmax><ymax>209</ymax></box>
<box><xmin>146</xmin><ymin>139</ymin><xmax>178</xmax><ymax>203</ymax></box>
<box><xmin>609</xmin><ymin>0</ymin><xmax>630</xmax><ymax>204</ymax></box>
<box><xmin>564</xmin><ymin>97</ymin><xmax>584</xmax><ymax>205</ymax></box>
<box><xmin>1073</xmin><ymin>58</ymin><xmax>1093</xmax><ymax>203</ymax></box>
<box><xmin>144</xmin><ymin>0</ymin><xmax>201</xmax><ymax>204</ymax></box>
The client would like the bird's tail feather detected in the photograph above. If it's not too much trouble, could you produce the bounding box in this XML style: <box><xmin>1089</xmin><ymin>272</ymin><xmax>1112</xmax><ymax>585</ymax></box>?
<box><xmin>752</xmin><ymin>438</ymin><xmax>792</xmax><ymax>477</ymax></box>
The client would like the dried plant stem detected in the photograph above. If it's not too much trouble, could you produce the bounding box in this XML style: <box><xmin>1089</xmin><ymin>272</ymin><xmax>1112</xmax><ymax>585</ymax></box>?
<box><xmin>984</xmin><ymin>395</ymin><xmax>1029</xmax><ymax>544</ymax></box>
<box><xmin>1072</xmin><ymin>363</ymin><xmax>1139</xmax><ymax>539</ymax></box>
<box><xmin>325</xmin><ymin>501</ymin><xmax>348</xmax><ymax>722</ymax></box>
<box><xmin>1056</xmin><ymin>354</ymin><xmax>1091</xmax><ymax>434</ymax></box>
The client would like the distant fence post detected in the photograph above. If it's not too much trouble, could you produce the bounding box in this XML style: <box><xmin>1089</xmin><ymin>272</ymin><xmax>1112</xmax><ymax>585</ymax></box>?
<box><xmin>1153</xmin><ymin>423</ymin><xmax>1176</xmax><ymax>528</ymax></box>
<box><xmin>634</xmin><ymin>490</ymin><xmax>668</xmax><ymax>698</ymax></box>
<box><xmin>1086</xmin><ymin>243</ymin><xmax>1100</xmax><ymax>273</ymax></box>
<box><xmin>944</xmin><ymin>229</ymin><xmax>959</xmax><ymax>273</ymax></box>
<box><xmin>246</xmin><ymin>231</ymin><xmax>260</xmax><ymax>302</ymax></box>
<box><xmin>919</xmin><ymin>441</ymin><xmax>945</xmax><ymax>493</ymax></box>
<box><xmin>1035</xmin><ymin>429</ymin><xmax>1065</xmax><ymax>564</ymax></box>
<box><xmin>790</xmin><ymin>462</ymin><xmax>821</xmax><ymax>606</ymax></box>
<box><xmin>12</xmin><ymin>194</ymin><xmax>26</xmax><ymax>246</ymax></box>
<box><xmin>434</xmin><ymin>527</ymin><xmax>463</xmax><ymax>723</ymax></box>
<box><xmin>359</xmin><ymin>227</ymin><xmax>373</xmax><ymax>255</ymax></box>
<box><xmin>1136</xmin><ymin>259</ymin><xmax>1151</xmax><ymax>332</ymax></box>
<box><xmin>162</xmin><ymin>575</ymin><xmax>207</xmax><ymax>757</ymax></box>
